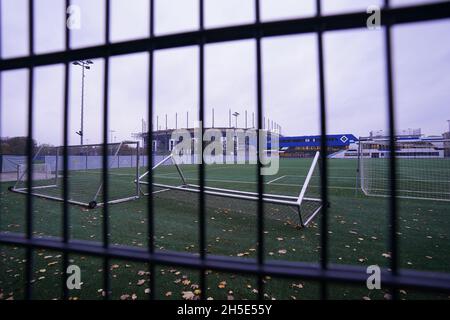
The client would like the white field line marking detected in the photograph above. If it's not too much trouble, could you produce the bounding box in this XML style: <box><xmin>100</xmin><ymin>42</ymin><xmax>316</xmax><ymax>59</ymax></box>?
<box><xmin>283</xmin><ymin>174</ymin><xmax>355</xmax><ymax>180</ymax></box>
<box><xmin>78</xmin><ymin>170</ymin><xmax>135</xmax><ymax>177</ymax></box>
<box><xmin>267</xmin><ymin>175</ymin><xmax>286</xmax><ymax>184</ymax></box>
<box><xmin>153</xmin><ymin>165</ymin><xmax>231</xmax><ymax>177</ymax></box>
<box><xmin>153</xmin><ymin>175</ymin><xmax>359</xmax><ymax>190</ymax></box>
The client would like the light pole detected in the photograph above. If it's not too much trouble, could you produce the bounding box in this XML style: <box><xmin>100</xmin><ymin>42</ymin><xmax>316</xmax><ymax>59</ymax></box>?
<box><xmin>109</xmin><ymin>130</ymin><xmax>116</xmax><ymax>143</ymax></box>
<box><xmin>232</xmin><ymin>112</ymin><xmax>240</xmax><ymax>128</ymax></box>
<box><xmin>73</xmin><ymin>60</ymin><xmax>93</xmax><ymax>145</ymax></box>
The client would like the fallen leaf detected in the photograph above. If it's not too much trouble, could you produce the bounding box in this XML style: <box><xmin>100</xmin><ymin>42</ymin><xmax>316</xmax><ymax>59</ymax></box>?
<box><xmin>182</xmin><ymin>291</ymin><xmax>195</xmax><ymax>300</ymax></box>
<box><xmin>182</xmin><ymin>279</ymin><xmax>191</xmax><ymax>286</ymax></box>
<box><xmin>292</xmin><ymin>283</ymin><xmax>304</xmax><ymax>289</ymax></box>
<box><xmin>137</xmin><ymin>279</ymin><xmax>145</xmax><ymax>286</ymax></box>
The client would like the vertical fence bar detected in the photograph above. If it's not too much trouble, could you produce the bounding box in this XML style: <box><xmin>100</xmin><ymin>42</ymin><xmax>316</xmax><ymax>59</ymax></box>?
<box><xmin>62</xmin><ymin>0</ymin><xmax>71</xmax><ymax>300</ymax></box>
<box><xmin>147</xmin><ymin>0</ymin><xmax>156</xmax><ymax>300</ymax></box>
<box><xmin>102</xmin><ymin>0</ymin><xmax>111</xmax><ymax>300</ymax></box>
<box><xmin>255</xmin><ymin>0</ymin><xmax>265</xmax><ymax>300</ymax></box>
<box><xmin>25</xmin><ymin>0</ymin><xmax>35</xmax><ymax>301</ymax></box>
<box><xmin>316</xmin><ymin>0</ymin><xmax>329</xmax><ymax>300</ymax></box>
<box><xmin>384</xmin><ymin>0</ymin><xmax>399</xmax><ymax>300</ymax></box>
<box><xmin>198</xmin><ymin>0</ymin><xmax>207</xmax><ymax>301</ymax></box>
<box><xmin>0</xmin><ymin>0</ymin><xmax>2</xmax><ymax>230</ymax></box>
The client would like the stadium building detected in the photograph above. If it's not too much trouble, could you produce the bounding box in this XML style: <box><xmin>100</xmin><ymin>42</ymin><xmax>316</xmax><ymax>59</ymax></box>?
<box><xmin>135</xmin><ymin>127</ymin><xmax>281</xmax><ymax>157</ymax></box>
<box><xmin>356</xmin><ymin>126</ymin><xmax>450</xmax><ymax>159</ymax></box>
<box><xmin>279</xmin><ymin>134</ymin><xmax>358</xmax><ymax>158</ymax></box>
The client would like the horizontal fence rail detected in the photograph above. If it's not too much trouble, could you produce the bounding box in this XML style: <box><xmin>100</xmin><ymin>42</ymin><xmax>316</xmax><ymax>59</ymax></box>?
<box><xmin>1</xmin><ymin>3</ymin><xmax>450</xmax><ymax>71</ymax></box>
<box><xmin>1</xmin><ymin>232</ymin><xmax>450</xmax><ymax>293</ymax></box>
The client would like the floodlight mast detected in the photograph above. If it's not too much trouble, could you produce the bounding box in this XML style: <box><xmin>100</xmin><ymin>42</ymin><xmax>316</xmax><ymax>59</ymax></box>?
<box><xmin>232</xmin><ymin>112</ymin><xmax>240</xmax><ymax>128</ymax></box>
<box><xmin>73</xmin><ymin>60</ymin><xmax>93</xmax><ymax>145</ymax></box>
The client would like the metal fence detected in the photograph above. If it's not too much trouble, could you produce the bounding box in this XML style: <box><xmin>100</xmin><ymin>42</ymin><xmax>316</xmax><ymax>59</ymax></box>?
<box><xmin>1</xmin><ymin>0</ymin><xmax>450</xmax><ymax>300</ymax></box>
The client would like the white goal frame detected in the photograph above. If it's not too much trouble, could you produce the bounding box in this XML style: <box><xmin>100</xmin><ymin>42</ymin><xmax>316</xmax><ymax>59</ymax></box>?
<box><xmin>9</xmin><ymin>141</ymin><xmax>141</xmax><ymax>208</ymax></box>
<box><xmin>358</xmin><ymin>137</ymin><xmax>450</xmax><ymax>202</ymax></box>
<box><xmin>137</xmin><ymin>151</ymin><xmax>322</xmax><ymax>227</ymax></box>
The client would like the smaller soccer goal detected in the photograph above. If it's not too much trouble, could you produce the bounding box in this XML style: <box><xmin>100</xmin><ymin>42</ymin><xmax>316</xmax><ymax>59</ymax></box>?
<box><xmin>137</xmin><ymin>151</ymin><xmax>323</xmax><ymax>227</ymax></box>
<box><xmin>358</xmin><ymin>137</ymin><xmax>450</xmax><ymax>201</ymax></box>
<box><xmin>17</xmin><ymin>163</ymin><xmax>53</xmax><ymax>182</ymax></box>
<box><xmin>10</xmin><ymin>141</ymin><xmax>141</xmax><ymax>208</ymax></box>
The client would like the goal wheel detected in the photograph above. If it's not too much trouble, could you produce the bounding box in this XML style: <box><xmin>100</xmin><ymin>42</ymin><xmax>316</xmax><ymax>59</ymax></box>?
<box><xmin>88</xmin><ymin>201</ymin><xmax>97</xmax><ymax>209</ymax></box>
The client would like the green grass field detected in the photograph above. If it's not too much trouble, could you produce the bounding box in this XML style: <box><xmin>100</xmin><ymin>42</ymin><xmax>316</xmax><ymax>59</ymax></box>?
<box><xmin>1</xmin><ymin>158</ymin><xmax>449</xmax><ymax>300</ymax></box>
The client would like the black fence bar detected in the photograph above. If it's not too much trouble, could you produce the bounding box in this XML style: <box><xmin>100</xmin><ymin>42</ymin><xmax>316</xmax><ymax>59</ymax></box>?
<box><xmin>254</xmin><ymin>0</ymin><xmax>265</xmax><ymax>301</ymax></box>
<box><xmin>101</xmin><ymin>0</ymin><xmax>111</xmax><ymax>300</ymax></box>
<box><xmin>198</xmin><ymin>0</ymin><xmax>207</xmax><ymax>301</ymax></box>
<box><xmin>147</xmin><ymin>0</ymin><xmax>156</xmax><ymax>301</ymax></box>
<box><xmin>384</xmin><ymin>0</ymin><xmax>399</xmax><ymax>300</ymax></box>
<box><xmin>25</xmin><ymin>0</ymin><xmax>35</xmax><ymax>301</ymax></box>
<box><xmin>316</xmin><ymin>0</ymin><xmax>329</xmax><ymax>300</ymax></box>
<box><xmin>62</xmin><ymin>0</ymin><xmax>71</xmax><ymax>300</ymax></box>
<box><xmin>0</xmin><ymin>0</ymin><xmax>2</xmax><ymax>230</ymax></box>
<box><xmin>1</xmin><ymin>2</ymin><xmax>449</xmax><ymax>72</ymax></box>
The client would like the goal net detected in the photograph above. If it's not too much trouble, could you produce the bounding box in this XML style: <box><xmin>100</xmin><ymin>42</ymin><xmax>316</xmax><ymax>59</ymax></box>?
<box><xmin>137</xmin><ymin>151</ymin><xmax>322</xmax><ymax>227</ymax></box>
<box><xmin>359</xmin><ymin>138</ymin><xmax>450</xmax><ymax>201</ymax></box>
<box><xmin>17</xmin><ymin>163</ymin><xmax>53</xmax><ymax>182</ymax></box>
<box><xmin>11</xmin><ymin>141</ymin><xmax>141</xmax><ymax>208</ymax></box>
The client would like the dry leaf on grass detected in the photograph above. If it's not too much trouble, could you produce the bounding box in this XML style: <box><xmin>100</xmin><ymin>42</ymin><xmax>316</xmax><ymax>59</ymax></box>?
<box><xmin>182</xmin><ymin>279</ymin><xmax>191</xmax><ymax>286</ymax></box>
<box><xmin>182</xmin><ymin>291</ymin><xmax>195</xmax><ymax>300</ymax></box>
<box><xmin>137</xmin><ymin>279</ymin><xmax>145</xmax><ymax>286</ymax></box>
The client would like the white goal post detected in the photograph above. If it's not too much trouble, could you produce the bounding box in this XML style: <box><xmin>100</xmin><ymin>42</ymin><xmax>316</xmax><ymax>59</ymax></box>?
<box><xmin>137</xmin><ymin>151</ymin><xmax>323</xmax><ymax>227</ymax></box>
<box><xmin>10</xmin><ymin>141</ymin><xmax>141</xmax><ymax>208</ymax></box>
<box><xmin>358</xmin><ymin>137</ymin><xmax>450</xmax><ymax>202</ymax></box>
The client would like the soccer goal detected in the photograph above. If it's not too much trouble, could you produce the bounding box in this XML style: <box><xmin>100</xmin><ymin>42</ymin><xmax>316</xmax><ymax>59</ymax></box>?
<box><xmin>10</xmin><ymin>141</ymin><xmax>141</xmax><ymax>208</ymax></box>
<box><xmin>137</xmin><ymin>151</ymin><xmax>322</xmax><ymax>227</ymax></box>
<box><xmin>358</xmin><ymin>138</ymin><xmax>450</xmax><ymax>201</ymax></box>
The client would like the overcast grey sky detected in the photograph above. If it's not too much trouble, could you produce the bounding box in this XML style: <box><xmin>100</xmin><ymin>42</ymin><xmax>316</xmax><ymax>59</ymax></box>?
<box><xmin>1</xmin><ymin>0</ymin><xmax>449</xmax><ymax>146</ymax></box>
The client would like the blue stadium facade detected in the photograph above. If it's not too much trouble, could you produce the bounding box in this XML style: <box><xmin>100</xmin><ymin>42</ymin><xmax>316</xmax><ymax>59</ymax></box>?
<box><xmin>278</xmin><ymin>134</ymin><xmax>358</xmax><ymax>157</ymax></box>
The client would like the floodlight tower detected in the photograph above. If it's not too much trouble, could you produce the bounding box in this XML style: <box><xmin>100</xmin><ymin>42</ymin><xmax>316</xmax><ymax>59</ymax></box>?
<box><xmin>109</xmin><ymin>130</ymin><xmax>116</xmax><ymax>143</ymax></box>
<box><xmin>73</xmin><ymin>60</ymin><xmax>94</xmax><ymax>145</ymax></box>
<box><xmin>232</xmin><ymin>112</ymin><xmax>240</xmax><ymax>128</ymax></box>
